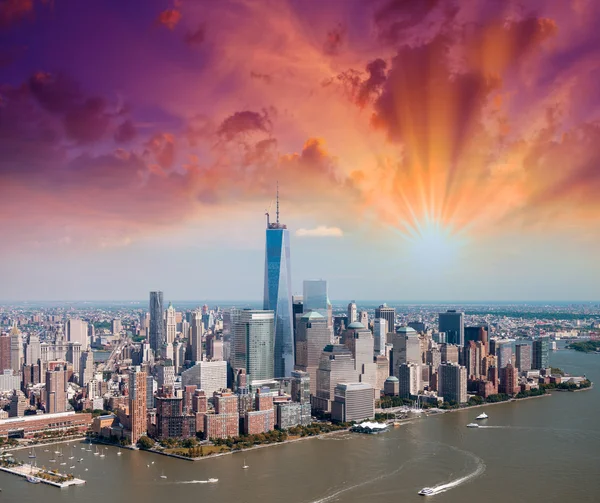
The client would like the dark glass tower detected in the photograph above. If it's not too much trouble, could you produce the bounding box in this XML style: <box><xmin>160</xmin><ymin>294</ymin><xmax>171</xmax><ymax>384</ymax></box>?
<box><xmin>263</xmin><ymin>190</ymin><xmax>294</xmax><ymax>378</ymax></box>
<box><xmin>149</xmin><ymin>291</ymin><xmax>165</xmax><ymax>353</ymax></box>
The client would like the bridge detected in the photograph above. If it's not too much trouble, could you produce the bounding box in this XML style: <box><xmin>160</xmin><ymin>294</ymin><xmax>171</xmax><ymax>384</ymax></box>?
<box><xmin>102</xmin><ymin>336</ymin><xmax>130</xmax><ymax>373</ymax></box>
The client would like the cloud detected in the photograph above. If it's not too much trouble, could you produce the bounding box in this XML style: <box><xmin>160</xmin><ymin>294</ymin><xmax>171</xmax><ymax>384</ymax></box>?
<box><xmin>156</xmin><ymin>8</ymin><xmax>181</xmax><ymax>30</ymax></box>
<box><xmin>217</xmin><ymin>110</ymin><xmax>272</xmax><ymax>141</ymax></box>
<box><xmin>0</xmin><ymin>0</ymin><xmax>33</xmax><ymax>28</ymax></box>
<box><xmin>323</xmin><ymin>23</ymin><xmax>346</xmax><ymax>55</ymax></box>
<box><xmin>296</xmin><ymin>226</ymin><xmax>344</xmax><ymax>237</ymax></box>
<box><xmin>114</xmin><ymin>119</ymin><xmax>137</xmax><ymax>143</ymax></box>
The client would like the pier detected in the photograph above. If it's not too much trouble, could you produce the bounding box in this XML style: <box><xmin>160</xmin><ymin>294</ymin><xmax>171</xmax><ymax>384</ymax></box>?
<box><xmin>0</xmin><ymin>462</ymin><xmax>85</xmax><ymax>488</ymax></box>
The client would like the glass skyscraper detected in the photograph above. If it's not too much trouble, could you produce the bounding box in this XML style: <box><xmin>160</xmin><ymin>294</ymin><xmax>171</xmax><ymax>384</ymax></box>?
<box><xmin>263</xmin><ymin>200</ymin><xmax>294</xmax><ymax>378</ymax></box>
<box><xmin>149</xmin><ymin>291</ymin><xmax>165</xmax><ymax>353</ymax></box>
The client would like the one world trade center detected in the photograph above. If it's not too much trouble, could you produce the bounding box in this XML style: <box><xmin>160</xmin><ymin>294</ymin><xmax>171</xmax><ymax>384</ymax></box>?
<box><xmin>263</xmin><ymin>189</ymin><xmax>294</xmax><ymax>377</ymax></box>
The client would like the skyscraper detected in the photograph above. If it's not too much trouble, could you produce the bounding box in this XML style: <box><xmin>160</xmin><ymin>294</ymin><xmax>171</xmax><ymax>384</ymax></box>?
<box><xmin>263</xmin><ymin>190</ymin><xmax>294</xmax><ymax>378</ymax></box>
<box><xmin>398</xmin><ymin>362</ymin><xmax>422</xmax><ymax>398</ymax></box>
<box><xmin>347</xmin><ymin>302</ymin><xmax>357</xmax><ymax>324</ymax></box>
<box><xmin>314</xmin><ymin>344</ymin><xmax>359</xmax><ymax>412</ymax></box>
<box><xmin>9</xmin><ymin>324</ymin><xmax>23</xmax><ymax>374</ymax></box>
<box><xmin>0</xmin><ymin>335</ymin><xmax>11</xmax><ymax>372</ymax></box>
<box><xmin>295</xmin><ymin>311</ymin><xmax>332</xmax><ymax>395</ymax></box>
<box><xmin>65</xmin><ymin>319</ymin><xmax>88</xmax><ymax>347</ymax></box>
<box><xmin>25</xmin><ymin>333</ymin><xmax>41</xmax><ymax>365</ymax></box>
<box><xmin>45</xmin><ymin>365</ymin><xmax>67</xmax><ymax>414</ymax></box>
<box><xmin>532</xmin><ymin>338</ymin><xmax>550</xmax><ymax>370</ymax></box>
<box><xmin>129</xmin><ymin>366</ymin><xmax>147</xmax><ymax>445</ymax></box>
<box><xmin>165</xmin><ymin>302</ymin><xmax>176</xmax><ymax>344</ymax></box>
<box><xmin>373</xmin><ymin>318</ymin><xmax>387</xmax><ymax>356</ymax></box>
<box><xmin>79</xmin><ymin>349</ymin><xmax>94</xmax><ymax>387</ymax></box>
<box><xmin>438</xmin><ymin>310</ymin><xmax>464</xmax><ymax>346</ymax></box>
<box><xmin>190</xmin><ymin>310</ymin><xmax>204</xmax><ymax>362</ymax></box>
<box><xmin>375</xmin><ymin>304</ymin><xmax>395</xmax><ymax>333</ymax></box>
<box><xmin>233</xmin><ymin>310</ymin><xmax>275</xmax><ymax>383</ymax></box>
<box><xmin>438</xmin><ymin>362</ymin><xmax>467</xmax><ymax>404</ymax></box>
<box><xmin>515</xmin><ymin>344</ymin><xmax>532</xmax><ymax>372</ymax></box>
<box><xmin>149</xmin><ymin>291</ymin><xmax>165</xmax><ymax>353</ymax></box>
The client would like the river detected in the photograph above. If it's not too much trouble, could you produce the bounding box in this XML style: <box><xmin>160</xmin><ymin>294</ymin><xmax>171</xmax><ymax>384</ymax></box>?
<box><xmin>2</xmin><ymin>345</ymin><xmax>599</xmax><ymax>502</ymax></box>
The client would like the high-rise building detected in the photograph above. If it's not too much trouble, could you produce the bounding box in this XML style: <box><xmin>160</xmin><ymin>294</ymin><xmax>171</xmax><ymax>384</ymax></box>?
<box><xmin>464</xmin><ymin>325</ymin><xmax>489</xmax><ymax>347</ymax></box>
<box><xmin>156</xmin><ymin>362</ymin><xmax>175</xmax><ymax>390</ymax></box>
<box><xmin>532</xmin><ymin>338</ymin><xmax>550</xmax><ymax>370</ymax></box>
<box><xmin>25</xmin><ymin>333</ymin><xmax>41</xmax><ymax>365</ymax></box>
<box><xmin>290</xmin><ymin>370</ymin><xmax>311</xmax><ymax>404</ymax></box>
<box><xmin>112</xmin><ymin>319</ymin><xmax>122</xmax><ymax>336</ymax></box>
<box><xmin>9</xmin><ymin>390</ymin><xmax>28</xmax><ymax>417</ymax></box>
<box><xmin>359</xmin><ymin>311</ymin><xmax>369</xmax><ymax>327</ymax></box>
<box><xmin>233</xmin><ymin>310</ymin><xmax>275</xmax><ymax>383</ymax></box>
<box><xmin>496</xmin><ymin>341</ymin><xmax>513</xmax><ymax>369</ymax></box>
<box><xmin>45</xmin><ymin>366</ymin><xmax>67</xmax><ymax>414</ymax></box>
<box><xmin>129</xmin><ymin>366</ymin><xmax>147</xmax><ymax>445</ymax></box>
<box><xmin>438</xmin><ymin>362</ymin><xmax>467</xmax><ymax>404</ymax></box>
<box><xmin>398</xmin><ymin>362</ymin><xmax>422</xmax><ymax>398</ymax></box>
<box><xmin>347</xmin><ymin>302</ymin><xmax>357</xmax><ymax>324</ymax></box>
<box><xmin>303</xmin><ymin>280</ymin><xmax>330</xmax><ymax>320</ymax></box>
<box><xmin>373</xmin><ymin>319</ymin><xmax>387</xmax><ymax>356</ymax></box>
<box><xmin>66</xmin><ymin>342</ymin><xmax>81</xmax><ymax>374</ymax></box>
<box><xmin>515</xmin><ymin>344</ymin><xmax>532</xmax><ymax>372</ymax></box>
<box><xmin>146</xmin><ymin>375</ymin><xmax>157</xmax><ymax>409</ymax></box>
<box><xmin>165</xmin><ymin>302</ymin><xmax>177</xmax><ymax>344</ymax></box>
<box><xmin>438</xmin><ymin>310</ymin><xmax>464</xmax><ymax>346</ymax></box>
<box><xmin>149</xmin><ymin>291</ymin><xmax>165</xmax><ymax>353</ymax></box>
<box><xmin>181</xmin><ymin>360</ymin><xmax>227</xmax><ymax>397</ymax></box>
<box><xmin>499</xmin><ymin>362</ymin><xmax>519</xmax><ymax>395</ymax></box>
<box><xmin>375</xmin><ymin>304</ymin><xmax>395</xmax><ymax>333</ymax></box>
<box><xmin>390</xmin><ymin>327</ymin><xmax>420</xmax><ymax>376</ymax></box>
<box><xmin>9</xmin><ymin>324</ymin><xmax>23</xmax><ymax>373</ymax></box>
<box><xmin>65</xmin><ymin>319</ymin><xmax>88</xmax><ymax>348</ymax></box>
<box><xmin>263</xmin><ymin>192</ymin><xmax>294</xmax><ymax>378</ymax></box>
<box><xmin>295</xmin><ymin>311</ymin><xmax>331</xmax><ymax>395</ymax></box>
<box><xmin>0</xmin><ymin>335</ymin><xmax>11</xmax><ymax>372</ymax></box>
<box><xmin>314</xmin><ymin>345</ymin><xmax>359</xmax><ymax>412</ymax></box>
<box><xmin>441</xmin><ymin>343</ymin><xmax>460</xmax><ymax>364</ymax></box>
<box><xmin>190</xmin><ymin>310</ymin><xmax>204</xmax><ymax>362</ymax></box>
<box><xmin>79</xmin><ymin>349</ymin><xmax>94</xmax><ymax>387</ymax></box>
<box><xmin>331</xmin><ymin>382</ymin><xmax>375</xmax><ymax>423</ymax></box>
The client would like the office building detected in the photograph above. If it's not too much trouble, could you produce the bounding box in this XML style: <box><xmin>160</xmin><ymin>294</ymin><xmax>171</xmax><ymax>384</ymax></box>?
<box><xmin>398</xmin><ymin>362</ymin><xmax>421</xmax><ymax>398</ymax></box>
<box><xmin>112</xmin><ymin>319</ymin><xmax>122</xmax><ymax>336</ymax></box>
<box><xmin>149</xmin><ymin>291</ymin><xmax>165</xmax><ymax>353</ymax></box>
<box><xmin>275</xmin><ymin>401</ymin><xmax>311</xmax><ymax>429</ymax></box>
<box><xmin>441</xmin><ymin>343</ymin><xmax>459</xmax><ymax>364</ymax></box>
<box><xmin>66</xmin><ymin>342</ymin><xmax>81</xmax><ymax>374</ymax></box>
<box><xmin>408</xmin><ymin>321</ymin><xmax>426</xmax><ymax>333</ymax></box>
<box><xmin>314</xmin><ymin>345</ymin><xmax>359</xmax><ymax>412</ymax></box>
<box><xmin>45</xmin><ymin>365</ymin><xmax>67</xmax><ymax>414</ymax></box>
<box><xmin>438</xmin><ymin>362</ymin><xmax>467</xmax><ymax>404</ymax></box>
<box><xmin>373</xmin><ymin>318</ymin><xmax>387</xmax><ymax>356</ymax></box>
<box><xmin>515</xmin><ymin>344</ymin><xmax>532</xmax><ymax>372</ymax></box>
<box><xmin>347</xmin><ymin>302</ymin><xmax>357</xmax><ymax>324</ymax></box>
<box><xmin>391</xmin><ymin>326</ymin><xmax>420</xmax><ymax>376</ymax></box>
<box><xmin>464</xmin><ymin>325</ymin><xmax>489</xmax><ymax>347</ymax></box>
<box><xmin>359</xmin><ymin>311</ymin><xmax>369</xmax><ymax>327</ymax></box>
<box><xmin>0</xmin><ymin>370</ymin><xmax>21</xmax><ymax>393</ymax></box>
<box><xmin>8</xmin><ymin>390</ymin><xmax>28</xmax><ymax>417</ymax></box>
<box><xmin>496</xmin><ymin>341</ymin><xmax>513</xmax><ymax>369</ymax></box>
<box><xmin>233</xmin><ymin>310</ymin><xmax>275</xmax><ymax>383</ymax></box>
<box><xmin>384</xmin><ymin>376</ymin><xmax>399</xmax><ymax>396</ymax></box>
<box><xmin>190</xmin><ymin>310</ymin><xmax>204</xmax><ymax>362</ymax></box>
<box><xmin>165</xmin><ymin>302</ymin><xmax>177</xmax><ymax>344</ymax></box>
<box><xmin>375</xmin><ymin>304</ymin><xmax>395</xmax><ymax>333</ymax></box>
<box><xmin>532</xmin><ymin>338</ymin><xmax>550</xmax><ymax>370</ymax></box>
<box><xmin>0</xmin><ymin>335</ymin><xmax>10</xmax><ymax>372</ymax></box>
<box><xmin>290</xmin><ymin>370</ymin><xmax>311</xmax><ymax>404</ymax></box>
<box><xmin>156</xmin><ymin>362</ymin><xmax>175</xmax><ymax>389</ymax></box>
<box><xmin>331</xmin><ymin>382</ymin><xmax>375</xmax><ymax>423</ymax></box>
<box><xmin>9</xmin><ymin>325</ymin><xmax>23</xmax><ymax>373</ymax></box>
<box><xmin>146</xmin><ymin>375</ymin><xmax>157</xmax><ymax>409</ymax></box>
<box><xmin>65</xmin><ymin>319</ymin><xmax>88</xmax><ymax>348</ymax></box>
<box><xmin>181</xmin><ymin>360</ymin><xmax>227</xmax><ymax>397</ymax></box>
<box><xmin>25</xmin><ymin>334</ymin><xmax>41</xmax><ymax>366</ymax></box>
<box><xmin>79</xmin><ymin>349</ymin><xmax>94</xmax><ymax>387</ymax></box>
<box><xmin>438</xmin><ymin>310</ymin><xmax>464</xmax><ymax>346</ymax></box>
<box><xmin>129</xmin><ymin>366</ymin><xmax>147</xmax><ymax>444</ymax></box>
<box><xmin>303</xmin><ymin>279</ymin><xmax>331</xmax><ymax>326</ymax></box>
<box><xmin>263</xmin><ymin>193</ymin><xmax>294</xmax><ymax>378</ymax></box>
<box><xmin>295</xmin><ymin>311</ymin><xmax>331</xmax><ymax>394</ymax></box>
<box><xmin>0</xmin><ymin>411</ymin><xmax>92</xmax><ymax>439</ymax></box>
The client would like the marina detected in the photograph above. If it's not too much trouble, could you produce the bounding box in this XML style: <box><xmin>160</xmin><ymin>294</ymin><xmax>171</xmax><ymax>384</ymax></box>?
<box><xmin>0</xmin><ymin>462</ymin><xmax>85</xmax><ymax>488</ymax></box>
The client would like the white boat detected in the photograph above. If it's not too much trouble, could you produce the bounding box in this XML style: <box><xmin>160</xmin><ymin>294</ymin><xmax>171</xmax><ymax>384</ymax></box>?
<box><xmin>242</xmin><ymin>459</ymin><xmax>249</xmax><ymax>469</ymax></box>
<box><xmin>69</xmin><ymin>466</ymin><xmax>75</xmax><ymax>469</ymax></box>
<box><xmin>28</xmin><ymin>447</ymin><xmax>36</xmax><ymax>459</ymax></box>
<box><xmin>99</xmin><ymin>448</ymin><xmax>105</xmax><ymax>458</ymax></box>
<box><xmin>419</xmin><ymin>487</ymin><xmax>434</xmax><ymax>496</ymax></box>
<box><xmin>60</xmin><ymin>462</ymin><xmax>67</xmax><ymax>466</ymax></box>
<box><xmin>117</xmin><ymin>448</ymin><xmax>122</xmax><ymax>456</ymax></box>
<box><xmin>466</xmin><ymin>423</ymin><xmax>479</xmax><ymax>428</ymax></box>
<box><xmin>94</xmin><ymin>446</ymin><xmax>100</xmax><ymax>456</ymax></box>
<box><xmin>26</xmin><ymin>476</ymin><xmax>41</xmax><ymax>484</ymax></box>
<box><xmin>160</xmin><ymin>471</ymin><xmax>167</xmax><ymax>479</ymax></box>
<box><xmin>475</xmin><ymin>413</ymin><xmax>488</xmax><ymax>420</ymax></box>
<box><xmin>49</xmin><ymin>458</ymin><xmax>56</xmax><ymax>463</ymax></box>
<box><xmin>208</xmin><ymin>478</ymin><xmax>218</xmax><ymax>483</ymax></box>
<box><xmin>79</xmin><ymin>458</ymin><xmax>84</xmax><ymax>462</ymax></box>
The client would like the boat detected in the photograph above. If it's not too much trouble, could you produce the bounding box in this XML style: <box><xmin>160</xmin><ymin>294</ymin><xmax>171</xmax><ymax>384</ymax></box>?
<box><xmin>49</xmin><ymin>458</ymin><xmax>56</xmax><ymax>463</ymax></box>
<box><xmin>208</xmin><ymin>478</ymin><xmax>218</xmax><ymax>483</ymax></box>
<box><xmin>99</xmin><ymin>448</ymin><xmax>105</xmax><ymax>458</ymax></box>
<box><xmin>94</xmin><ymin>446</ymin><xmax>100</xmax><ymax>456</ymax></box>
<box><xmin>79</xmin><ymin>458</ymin><xmax>83</xmax><ymax>462</ymax></box>
<box><xmin>54</xmin><ymin>450</ymin><xmax>60</xmax><ymax>454</ymax></box>
<box><xmin>160</xmin><ymin>471</ymin><xmax>167</xmax><ymax>479</ymax></box>
<box><xmin>69</xmin><ymin>465</ymin><xmax>75</xmax><ymax>469</ymax></box>
<box><xmin>60</xmin><ymin>462</ymin><xmax>67</xmax><ymax>466</ymax></box>
<box><xmin>350</xmin><ymin>421</ymin><xmax>389</xmax><ymax>434</ymax></box>
<box><xmin>26</xmin><ymin>476</ymin><xmax>41</xmax><ymax>484</ymax></box>
<box><xmin>475</xmin><ymin>412</ymin><xmax>488</xmax><ymax>420</ymax></box>
<box><xmin>28</xmin><ymin>447</ymin><xmax>36</xmax><ymax>459</ymax></box>
<box><xmin>418</xmin><ymin>487</ymin><xmax>434</xmax><ymax>496</ymax></box>
<box><xmin>57</xmin><ymin>448</ymin><xmax>63</xmax><ymax>457</ymax></box>
<box><xmin>117</xmin><ymin>448</ymin><xmax>122</xmax><ymax>456</ymax></box>
<box><xmin>242</xmin><ymin>459</ymin><xmax>249</xmax><ymax>469</ymax></box>
<box><xmin>466</xmin><ymin>423</ymin><xmax>479</xmax><ymax>428</ymax></box>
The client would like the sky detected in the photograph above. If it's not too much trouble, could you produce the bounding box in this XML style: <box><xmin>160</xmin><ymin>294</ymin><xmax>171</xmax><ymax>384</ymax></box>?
<box><xmin>0</xmin><ymin>0</ymin><xmax>599</xmax><ymax>302</ymax></box>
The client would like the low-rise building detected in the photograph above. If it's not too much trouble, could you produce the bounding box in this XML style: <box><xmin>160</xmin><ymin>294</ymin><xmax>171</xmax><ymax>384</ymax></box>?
<box><xmin>0</xmin><ymin>411</ymin><xmax>92</xmax><ymax>439</ymax></box>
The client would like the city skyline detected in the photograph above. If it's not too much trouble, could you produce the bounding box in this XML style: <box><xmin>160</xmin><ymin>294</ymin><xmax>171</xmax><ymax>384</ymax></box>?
<box><xmin>1</xmin><ymin>0</ymin><xmax>600</xmax><ymax>301</ymax></box>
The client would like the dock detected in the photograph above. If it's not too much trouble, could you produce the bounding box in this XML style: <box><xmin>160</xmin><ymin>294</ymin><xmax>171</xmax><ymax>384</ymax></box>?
<box><xmin>0</xmin><ymin>463</ymin><xmax>85</xmax><ymax>488</ymax></box>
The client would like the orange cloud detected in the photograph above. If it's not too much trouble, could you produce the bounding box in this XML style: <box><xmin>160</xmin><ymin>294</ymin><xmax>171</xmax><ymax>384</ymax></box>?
<box><xmin>156</xmin><ymin>8</ymin><xmax>181</xmax><ymax>30</ymax></box>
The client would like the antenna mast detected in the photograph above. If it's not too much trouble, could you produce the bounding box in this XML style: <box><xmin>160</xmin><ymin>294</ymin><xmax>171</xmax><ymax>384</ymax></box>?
<box><xmin>276</xmin><ymin>181</ymin><xmax>280</xmax><ymax>225</ymax></box>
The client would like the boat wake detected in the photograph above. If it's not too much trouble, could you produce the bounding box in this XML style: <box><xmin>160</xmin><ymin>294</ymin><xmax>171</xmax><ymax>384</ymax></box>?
<box><xmin>177</xmin><ymin>479</ymin><xmax>218</xmax><ymax>484</ymax></box>
<box><xmin>427</xmin><ymin>447</ymin><xmax>485</xmax><ymax>495</ymax></box>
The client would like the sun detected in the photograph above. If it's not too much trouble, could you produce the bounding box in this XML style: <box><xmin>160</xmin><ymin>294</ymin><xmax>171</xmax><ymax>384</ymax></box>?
<box><xmin>405</xmin><ymin>218</ymin><xmax>465</xmax><ymax>266</ymax></box>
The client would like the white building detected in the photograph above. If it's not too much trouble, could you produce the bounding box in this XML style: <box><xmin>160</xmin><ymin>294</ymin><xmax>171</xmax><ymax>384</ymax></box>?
<box><xmin>165</xmin><ymin>303</ymin><xmax>177</xmax><ymax>344</ymax></box>
<box><xmin>373</xmin><ymin>318</ymin><xmax>387</xmax><ymax>356</ymax></box>
<box><xmin>0</xmin><ymin>369</ymin><xmax>21</xmax><ymax>392</ymax></box>
<box><xmin>331</xmin><ymin>382</ymin><xmax>375</xmax><ymax>422</ymax></box>
<box><xmin>181</xmin><ymin>360</ymin><xmax>227</xmax><ymax>397</ymax></box>
<box><xmin>398</xmin><ymin>362</ymin><xmax>421</xmax><ymax>398</ymax></box>
<box><xmin>65</xmin><ymin>319</ymin><xmax>88</xmax><ymax>348</ymax></box>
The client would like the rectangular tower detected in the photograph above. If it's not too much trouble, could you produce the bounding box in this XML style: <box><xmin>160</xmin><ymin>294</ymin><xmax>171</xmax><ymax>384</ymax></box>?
<box><xmin>149</xmin><ymin>291</ymin><xmax>165</xmax><ymax>353</ymax></box>
<box><xmin>438</xmin><ymin>310</ymin><xmax>464</xmax><ymax>346</ymax></box>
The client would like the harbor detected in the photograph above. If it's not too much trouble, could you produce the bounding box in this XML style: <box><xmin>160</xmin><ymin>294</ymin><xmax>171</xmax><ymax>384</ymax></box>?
<box><xmin>0</xmin><ymin>461</ymin><xmax>85</xmax><ymax>488</ymax></box>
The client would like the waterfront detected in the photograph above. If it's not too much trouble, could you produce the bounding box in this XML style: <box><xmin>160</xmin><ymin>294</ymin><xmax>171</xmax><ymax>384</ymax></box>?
<box><xmin>1</xmin><ymin>346</ymin><xmax>599</xmax><ymax>502</ymax></box>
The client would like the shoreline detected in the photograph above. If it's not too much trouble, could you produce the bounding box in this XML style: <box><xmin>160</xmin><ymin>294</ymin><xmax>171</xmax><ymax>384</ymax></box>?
<box><xmin>2</xmin><ymin>435</ymin><xmax>87</xmax><ymax>453</ymax></box>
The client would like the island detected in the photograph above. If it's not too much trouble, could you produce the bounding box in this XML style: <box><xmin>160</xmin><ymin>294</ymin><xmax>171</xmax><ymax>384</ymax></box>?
<box><xmin>566</xmin><ymin>340</ymin><xmax>600</xmax><ymax>353</ymax></box>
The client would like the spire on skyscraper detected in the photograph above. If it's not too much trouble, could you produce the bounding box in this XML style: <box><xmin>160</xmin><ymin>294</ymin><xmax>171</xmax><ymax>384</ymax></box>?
<box><xmin>276</xmin><ymin>181</ymin><xmax>280</xmax><ymax>225</ymax></box>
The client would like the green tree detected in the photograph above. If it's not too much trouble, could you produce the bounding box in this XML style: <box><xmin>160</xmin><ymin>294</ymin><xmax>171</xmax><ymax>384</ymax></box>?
<box><xmin>137</xmin><ymin>436</ymin><xmax>154</xmax><ymax>450</ymax></box>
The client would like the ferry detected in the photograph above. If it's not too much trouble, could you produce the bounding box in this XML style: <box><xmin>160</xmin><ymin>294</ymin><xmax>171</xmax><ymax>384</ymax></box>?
<box><xmin>475</xmin><ymin>412</ymin><xmax>488</xmax><ymax>420</ymax></box>
<box><xmin>208</xmin><ymin>478</ymin><xmax>219</xmax><ymax>483</ymax></box>
<box><xmin>466</xmin><ymin>423</ymin><xmax>479</xmax><ymax>428</ymax></box>
<box><xmin>418</xmin><ymin>487</ymin><xmax>434</xmax><ymax>496</ymax></box>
